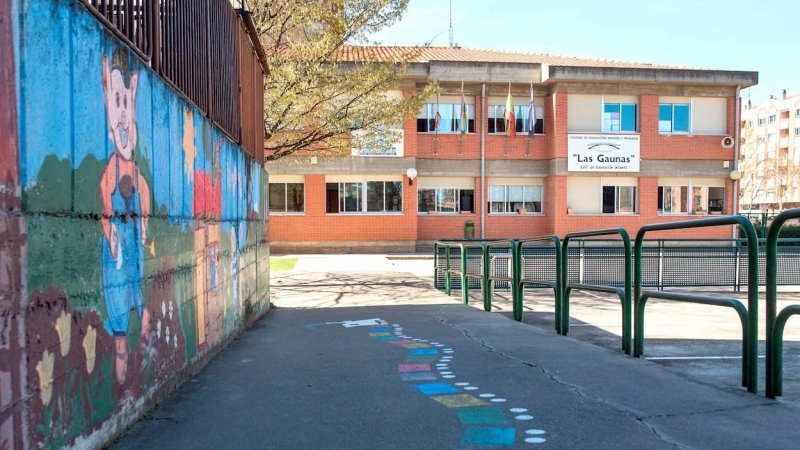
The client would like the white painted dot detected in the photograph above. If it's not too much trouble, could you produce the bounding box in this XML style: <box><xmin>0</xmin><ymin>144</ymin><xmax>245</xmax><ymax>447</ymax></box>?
<box><xmin>443</xmin><ymin>375</ymin><xmax>456</xmax><ymax>379</ymax></box>
<box><xmin>430</xmin><ymin>342</ymin><xmax>440</xmax><ymax>345</ymax></box>
<box><xmin>464</xmin><ymin>386</ymin><xmax>479</xmax><ymax>391</ymax></box>
<box><xmin>392</xmin><ymin>324</ymin><xmax>400</xmax><ymax>327</ymax></box>
<box><xmin>525</xmin><ymin>438</ymin><xmax>546</xmax><ymax>444</ymax></box>
<box><xmin>440</xmin><ymin>371</ymin><xmax>452</xmax><ymax>375</ymax></box>
<box><xmin>412</xmin><ymin>338</ymin><xmax>422</xmax><ymax>341</ymax></box>
<box><xmin>436</xmin><ymin>364</ymin><xmax>448</xmax><ymax>368</ymax></box>
<box><xmin>515</xmin><ymin>415</ymin><xmax>534</xmax><ymax>420</ymax></box>
<box><xmin>455</xmin><ymin>382</ymin><xmax>470</xmax><ymax>386</ymax></box>
<box><xmin>435</xmin><ymin>344</ymin><xmax>445</xmax><ymax>347</ymax></box>
<box><xmin>526</xmin><ymin>430</ymin><xmax>546</xmax><ymax>435</ymax></box>
<box><xmin>419</xmin><ymin>340</ymin><xmax>428</xmax><ymax>342</ymax></box>
<box><xmin>490</xmin><ymin>398</ymin><xmax>507</xmax><ymax>403</ymax></box>
<box><xmin>510</xmin><ymin>408</ymin><xmax>528</xmax><ymax>413</ymax></box>
<box><xmin>479</xmin><ymin>393</ymin><xmax>495</xmax><ymax>398</ymax></box>
<box><xmin>443</xmin><ymin>348</ymin><xmax>453</xmax><ymax>351</ymax></box>
<box><xmin>444</xmin><ymin>351</ymin><xmax>454</xmax><ymax>354</ymax></box>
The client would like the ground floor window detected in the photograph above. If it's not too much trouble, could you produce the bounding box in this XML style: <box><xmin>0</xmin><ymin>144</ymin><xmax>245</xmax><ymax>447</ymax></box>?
<box><xmin>269</xmin><ymin>182</ymin><xmax>305</xmax><ymax>213</ymax></box>
<box><xmin>418</xmin><ymin>188</ymin><xmax>474</xmax><ymax>213</ymax></box>
<box><xmin>658</xmin><ymin>181</ymin><xmax>725</xmax><ymax>214</ymax></box>
<box><xmin>602</xmin><ymin>185</ymin><xmax>637</xmax><ymax>213</ymax></box>
<box><xmin>326</xmin><ymin>181</ymin><xmax>403</xmax><ymax>213</ymax></box>
<box><xmin>489</xmin><ymin>185</ymin><xmax>542</xmax><ymax>213</ymax></box>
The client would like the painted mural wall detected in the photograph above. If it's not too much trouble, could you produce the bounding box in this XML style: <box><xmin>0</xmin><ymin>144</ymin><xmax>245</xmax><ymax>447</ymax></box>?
<box><xmin>1</xmin><ymin>0</ymin><xmax>270</xmax><ymax>448</ymax></box>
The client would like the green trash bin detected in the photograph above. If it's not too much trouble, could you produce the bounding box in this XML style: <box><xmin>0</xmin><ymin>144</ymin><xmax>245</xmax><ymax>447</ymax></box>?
<box><xmin>464</xmin><ymin>220</ymin><xmax>474</xmax><ymax>239</ymax></box>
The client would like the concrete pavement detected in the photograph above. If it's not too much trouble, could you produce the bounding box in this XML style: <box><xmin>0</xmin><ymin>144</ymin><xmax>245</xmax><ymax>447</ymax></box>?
<box><xmin>113</xmin><ymin>255</ymin><xmax>800</xmax><ymax>449</ymax></box>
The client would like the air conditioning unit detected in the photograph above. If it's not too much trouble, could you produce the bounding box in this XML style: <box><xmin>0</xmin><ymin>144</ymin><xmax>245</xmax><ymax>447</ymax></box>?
<box><xmin>721</xmin><ymin>136</ymin><xmax>735</xmax><ymax>148</ymax></box>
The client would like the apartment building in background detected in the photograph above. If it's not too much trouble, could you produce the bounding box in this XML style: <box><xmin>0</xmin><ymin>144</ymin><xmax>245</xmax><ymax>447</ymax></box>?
<box><xmin>265</xmin><ymin>46</ymin><xmax>758</xmax><ymax>253</ymax></box>
<box><xmin>739</xmin><ymin>91</ymin><xmax>800</xmax><ymax>213</ymax></box>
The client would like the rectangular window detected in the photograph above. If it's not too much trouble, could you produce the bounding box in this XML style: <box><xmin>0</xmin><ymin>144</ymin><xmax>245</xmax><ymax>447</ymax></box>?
<box><xmin>488</xmin><ymin>185</ymin><xmax>543</xmax><ymax>213</ymax></box>
<box><xmin>417</xmin><ymin>103</ymin><xmax>475</xmax><ymax>133</ymax></box>
<box><xmin>269</xmin><ymin>182</ymin><xmax>305</xmax><ymax>213</ymax></box>
<box><xmin>769</xmin><ymin>114</ymin><xmax>777</xmax><ymax>124</ymax></box>
<box><xmin>487</xmin><ymin>104</ymin><xmax>545</xmax><ymax>134</ymax></box>
<box><xmin>366</xmin><ymin>181</ymin><xmax>403</xmax><ymax>212</ymax></box>
<box><xmin>603</xmin><ymin>103</ymin><xmax>637</xmax><ymax>132</ymax></box>
<box><xmin>418</xmin><ymin>188</ymin><xmax>475</xmax><ymax>213</ymax></box>
<box><xmin>602</xmin><ymin>186</ymin><xmax>636</xmax><ymax>213</ymax></box>
<box><xmin>758</xmin><ymin>117</ymin><xmax>766</xmax><ymax>126</ymax></box>
<box><xmin>326</xmin><ymin>181</ymin><xmax>402</xmax><ymax>213</ymax></box>
<box><xmin>659</xmin><ymin>103</ymin><xmax>690</xmax><ymax>133</ymax></box>
<box><xmin>795</xmin><ymin>127</ymin><xmax>800</xmax><ymax>137</ymax></box>
<box><xmin>796</xmin><ymin>108</ymin><xmax>800</xmax><ymax>118</ymax></box>
<box><xmin>658</xmin><ymin>184</ymin><xmax>724</xmax><ymax>214</ymax></box>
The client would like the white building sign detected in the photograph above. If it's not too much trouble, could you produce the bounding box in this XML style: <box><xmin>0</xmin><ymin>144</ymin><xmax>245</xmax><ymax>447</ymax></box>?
<box><xmin>351</xmin><ymin>129</ymin><xmax>404</xmax><ymax>157</ymax></box>
<box><xmin>567</xmin><ymin>134</ymin><xmax>640</xmax><ymax>172</ymax></box>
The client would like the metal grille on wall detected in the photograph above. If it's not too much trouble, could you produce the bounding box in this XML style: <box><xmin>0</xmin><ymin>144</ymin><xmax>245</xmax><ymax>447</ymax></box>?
<box><xmin>80</xmin><ymin>0</ymin><xmax>155</xmax><ymax>62</ymax></box>
<box><xmin>81</xmin><ymin>0</ymin><xmax>251</xmax><ymax>146</ymax></box>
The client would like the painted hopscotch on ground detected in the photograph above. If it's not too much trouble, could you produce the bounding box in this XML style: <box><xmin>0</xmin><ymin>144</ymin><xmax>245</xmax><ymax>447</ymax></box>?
<box><xmin>305</xmin><ymin>318</ymin><xmax>547</xmax><ymax>447</ymax></box>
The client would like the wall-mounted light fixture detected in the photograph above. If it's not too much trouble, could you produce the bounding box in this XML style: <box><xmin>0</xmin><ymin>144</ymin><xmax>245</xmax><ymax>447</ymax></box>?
<box><xmin>406</xmin><ymin>167</ymin><xmax>418</xmax><ymax>186</ymax></box>
<box><xmin>729</xmin><ymin>169</ymin><xmax>741</xmax><ymax>182</ymax></box>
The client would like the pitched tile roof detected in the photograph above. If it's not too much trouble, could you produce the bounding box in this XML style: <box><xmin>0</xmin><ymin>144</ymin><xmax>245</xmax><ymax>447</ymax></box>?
<box><xmin>337</xmin><ymin>46</ymin><xmax>694</xmax><ymax>70</ymax></box>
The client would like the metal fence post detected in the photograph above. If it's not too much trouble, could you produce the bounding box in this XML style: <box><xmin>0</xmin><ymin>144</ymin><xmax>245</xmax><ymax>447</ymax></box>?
<box><xmin>460</xmin><ymin>245</ymin><xmax>469</xmax><ymax>304</ymax></box>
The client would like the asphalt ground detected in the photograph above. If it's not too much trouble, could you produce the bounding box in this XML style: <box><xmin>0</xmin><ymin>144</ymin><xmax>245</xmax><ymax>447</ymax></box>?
<box><xmin>113</xmin><ymin>255</ymin><xmax>800</xmax><ymax>449</ymax></box>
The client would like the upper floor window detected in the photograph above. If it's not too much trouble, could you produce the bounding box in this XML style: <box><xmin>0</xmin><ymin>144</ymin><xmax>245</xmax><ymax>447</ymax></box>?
<box><xmin>796</xmin><ymin>127</ymin><xmax>800</xmax><ymax>137</ymax></box>
<box><xmin>325</xmin><ymin>180</ymin><xmax>402</xmax><ymax>213</ymax></box>
<box><xmin>489</xmin><ymin>184</ymin><xmax>543</xmax><ymax>213</ymax></box>
<box><xmin>487</xmin><ymin>102</ymin><xmax>545</xmax><ymax>135</ymax></box>
<box><xmin>796</xmin><ymin>108</ymin><xmax>800</xmax><ymax>118</ymax></box>
<box><xmin>603</xmin><ymin>103</ymin><xmax>637</xmax><ymax>132</ymax></box>
<box><xmin>758</xmin><ymin>117</ymin><xmax>766</xmax><ymax>126</ymax></box>
<box><xmin>417</xmin><ymin>102</ymin><xmax>475</xmax><ymax>133</ymax></box>
<box><xmin>659</xmin><ymin>103</ymin><xmax>690</xmax><ymax>133</ymax></box>
<box><xmin>418</xmin><ymin>188</ymin><xmax>474</xmax><ymax>213</ymax></box>
<box><xmin>269</xmin><ymin>182</ymin><xmax>305</xmax><ymax>213</ymax></box>
<box><xmin>769</xmin><ymin>114</ymin><xmax>777</xmax><ymax>124</ymax></box>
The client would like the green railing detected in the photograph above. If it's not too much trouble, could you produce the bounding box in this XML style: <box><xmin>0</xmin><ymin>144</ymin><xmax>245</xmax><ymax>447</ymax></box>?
<box><xmin>484</xmin><ymin>240</ymin><xmax>516</xmax><ymax>313</ymax></box>
<box><xmin>435</xmin><ymin>239</ymin><xmax>497</xmax><ymax>305</ymax></box>
<box><xmin>562</xmin><ymin>229</ymin><xmax>632</xmax><ymax>355</ymax></box>
<box><xmin>766</xmin><ymin>208</ymin><xmax>800</xmax><ymax>398</ymax></box>
<box><xmin>633</xmin><ymin>216</ymin><xmax>760</xmax><ymax>393</ymax></box>
<box><xmin>513</xmin><ymin>236</ymin><xmax>563</xmax><ymax>325</ymax></box>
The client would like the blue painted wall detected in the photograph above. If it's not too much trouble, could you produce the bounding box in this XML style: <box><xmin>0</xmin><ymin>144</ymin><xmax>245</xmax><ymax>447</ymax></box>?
<box><xmin>2</xmin><ymin>0</ymin><xmax>270</xmax><ymax>447</ymax></box>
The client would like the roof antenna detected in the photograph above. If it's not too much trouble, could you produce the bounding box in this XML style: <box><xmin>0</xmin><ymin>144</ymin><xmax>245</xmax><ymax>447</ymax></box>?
<box><xmin>449</xmin><ymin>0</ymin><xmax>454</xmax><ymax>47</ymax></box>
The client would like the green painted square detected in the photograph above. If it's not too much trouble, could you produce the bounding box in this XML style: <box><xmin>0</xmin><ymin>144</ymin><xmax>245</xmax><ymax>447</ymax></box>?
<box><xmin>456</xmin><ymin>407</ymin><xmax>509</xmax><ymax>425</ymax></box>
<box><xmin>404</xmin><ymin>355</ymin><xmax>438</xmax><ymax>363</ymax></box>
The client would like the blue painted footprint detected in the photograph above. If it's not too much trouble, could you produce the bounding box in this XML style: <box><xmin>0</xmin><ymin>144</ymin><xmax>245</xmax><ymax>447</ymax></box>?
<box><xmin>305</xmin><ymin>318</ymin><xmax>547</xmax><ymax>447</ymax></box>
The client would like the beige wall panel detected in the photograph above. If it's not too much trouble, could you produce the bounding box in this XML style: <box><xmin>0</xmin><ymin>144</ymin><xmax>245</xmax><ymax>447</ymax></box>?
<box><xmin>692</xmin><ymin>98</ymin><xmax>728</xmax><ymax>135</ymax></box>
<box><xmin>568</xmin><ymin>94</ymin><xmax>602</xmax><ymax>132</ymax></box>
<box><xmin>567</xmin><ymin>177</ymin><xmax>601</xmax><ymax>213</ymax></box>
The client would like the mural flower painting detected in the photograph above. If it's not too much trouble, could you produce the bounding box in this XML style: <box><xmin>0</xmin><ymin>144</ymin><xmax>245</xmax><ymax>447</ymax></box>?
<box><xmin>83</xmin><ymin>325</ymin><xmax>97</xmax><ymax>374</ymax></box>
<box><xmin>36</xmin><ymin>349</ymin><xmax>55</xmax><ymax>406</ymax></box>
<box><xmin>55</xmin><ymin>309</ymin><xmax>72</xmax><ymax>357</ymax></box>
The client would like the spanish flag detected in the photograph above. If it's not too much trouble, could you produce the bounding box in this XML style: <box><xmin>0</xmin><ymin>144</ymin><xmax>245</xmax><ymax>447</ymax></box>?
<box><xmin>460</xmin><ymin>80</ymin><xmax>468</xmax><ymax>135</ymax></box>
<box><xmin>503</xmin><ymin>83</ymin><xmax>516</xmax><ymax>139</ymax></box>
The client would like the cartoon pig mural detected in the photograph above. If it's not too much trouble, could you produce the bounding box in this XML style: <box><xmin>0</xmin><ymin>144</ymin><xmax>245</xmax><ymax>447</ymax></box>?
<box><xmin>99</xmin><ymin>52</ymin><xmax>151</xmax><ymax>384</ymax></box>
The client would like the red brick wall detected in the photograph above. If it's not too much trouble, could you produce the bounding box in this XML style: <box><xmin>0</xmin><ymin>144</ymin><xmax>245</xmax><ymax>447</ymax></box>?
<box><xmin>269</xmin><ymin>174</ymin><xmax>418</xmax><ymax>242</ymax></box>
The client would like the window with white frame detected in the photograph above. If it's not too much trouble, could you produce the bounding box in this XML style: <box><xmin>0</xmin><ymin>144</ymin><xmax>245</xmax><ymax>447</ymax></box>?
<box><xmin>658</xmin><ymin>103</ymin><xmax>690</xmax><ymax>133</ymax></box>
<box><xmin>769</xmin><ymin>114</ymin><xmax>777</xmax><ymax>124</ymax></box>
<box><xmin>486</xmin><ymin>100</ymin><xmax>545</xmax><ymax>134</ymax></box>
<box><xmin>418</xmin><ymin>188</ymin><xmax>475</xmax><ymax>213</ymax></box>
<box><xmin>325</xmin><ymin>177</ymin><xmax>403</xmax><ymax>213</ymax></box>
<box><xmin>488</xmin><ymin>183</ymin><xmax>543</xmax><ymax>213</ymax></box>
<box><xmin>657</xmin><ymin>178</ymin><xmax>725</xmax><ymax>214</ymax></box>
<box><xmin>269</xmin><ymin>182</ymin><xmax>305</xmax><ymax>213</ymax></box>
<box><xmin>602</xmin><ymin>185</ymin><xmax>637</xmax><ymax>213</ymax></box>
<box><xmin>603</xmin><ymin>103</ymin><xmax>637</xmax><ymax>132</ymax></box>
<box><xmin>796</xmin><ymin>108</ymin><xmax>800</xmax><ymax>118</ymax></box>
<box><xmin>417</xmin><ymin>98</ymin><xmax>475</xmax><ymax>133</ymax></box>
<box><xmin>758</xmin><ymin>117</ymin><xmax>766</xmax><ymax>126</ymax></box>
<box><xmin>795</xmin><ymin>127</ymin><xmax>800</xmax><ymax>137</ymax></box>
